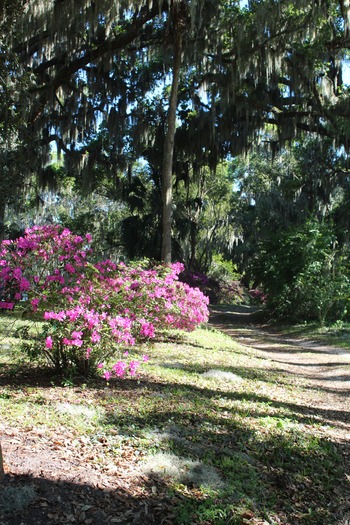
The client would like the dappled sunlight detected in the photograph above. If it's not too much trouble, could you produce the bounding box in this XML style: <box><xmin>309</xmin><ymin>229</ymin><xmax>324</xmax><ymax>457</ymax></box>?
<box><xmin>1</xmin><ymin>311</ymin><xmax>350</xmax><ymax>524</ymax></box>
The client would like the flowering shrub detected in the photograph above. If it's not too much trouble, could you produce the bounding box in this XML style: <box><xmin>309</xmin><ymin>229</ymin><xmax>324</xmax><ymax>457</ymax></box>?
<box><xmin>248</xmin><ymin>288</ymin><xmax>267</xmax><ymax>305</ymax></box>
<box><xmin>179</xmin><ymin>269</ymin><xmax>247</xmax><ymax>305</ymax></box>
<box><xmin>0</xmin><ymin>226</ymin><xmax>209</xmax><ymax>378</ymax></box>
<box><xmin>179</xmin><ymin>270</ymin><xmax>220</xmax><ymax>303</ymax></box>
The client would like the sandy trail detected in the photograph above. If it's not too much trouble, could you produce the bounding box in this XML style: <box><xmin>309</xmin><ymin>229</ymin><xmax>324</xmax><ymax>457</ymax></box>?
<box><xmin>209</xmin><ymin>306</ymin><xmax>350</xmax><ymax>443</ymax></box>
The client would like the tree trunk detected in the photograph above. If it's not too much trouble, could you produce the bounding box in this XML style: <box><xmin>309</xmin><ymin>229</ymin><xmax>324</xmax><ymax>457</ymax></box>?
<box><xmin>161</xmin><ymin>29</ymin><xmax>183</xmax><ymax>263</ymax></box>
<box><xmin>0</xmin><ymin>199</ymin><xmax>5</xmax><ymax>243</ymax></box>
<box><xmin>189</xmin><ymin>219</ymin><xmax>198</xmax><ymax>271</ymax></box>
<box><xmin>0</xmin><ymin>442</ymin><xmax>4</xmax><ymax>482</ymax></box>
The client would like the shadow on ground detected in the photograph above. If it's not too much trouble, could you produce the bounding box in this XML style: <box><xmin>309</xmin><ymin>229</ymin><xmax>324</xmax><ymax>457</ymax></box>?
<box><xmin>0</xmin><ymin>472</ymin><xmax>178</xmax><ymax>525</ymax></box>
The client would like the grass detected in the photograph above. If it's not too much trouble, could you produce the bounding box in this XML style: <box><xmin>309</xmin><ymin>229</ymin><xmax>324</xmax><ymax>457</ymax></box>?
<box><xmin>268</xmin><ymin>317</ymin><xmax>350</xmax><ymax>351</ymax></box>
<box><xmin>0</xmin><ymin>311</ymin><xmax>348</xmax><ymax>524</ymax></box>
<box><xmin>213</xmin><ymin>303</ymin><xmax>350</xmax><ymax>351</ymax></box>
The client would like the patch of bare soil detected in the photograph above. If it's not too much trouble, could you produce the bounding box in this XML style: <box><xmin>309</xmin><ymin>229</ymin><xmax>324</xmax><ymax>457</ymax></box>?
<box><xmin>0</xmin><ymin>423</ymin><xmax>177</xmax><ymax>525</ymax></box>
<box><xmin>0</xmin><ymin>377</ymin><xmax>180</xmax><ymax>524</ymax></box>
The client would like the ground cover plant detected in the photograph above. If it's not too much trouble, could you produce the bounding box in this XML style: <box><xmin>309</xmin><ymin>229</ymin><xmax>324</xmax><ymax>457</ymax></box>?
<box><xmin>0</xmin><ymin>309</ymin><xmax>349</xmax><ymax>525</ymax></box>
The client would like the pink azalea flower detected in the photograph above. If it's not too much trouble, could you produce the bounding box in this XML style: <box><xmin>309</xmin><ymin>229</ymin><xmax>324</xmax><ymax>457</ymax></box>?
<box><xmin>112</xmin><ymin>361</ymin><xmax>127</xmax><ymax>377</ymax></box>
<box><xmin>31</xmin><ymin>297</ymin><xmax>40</xmax><ymax>311</ymax></box>
<box><xmin>129</xmin><ymin>360</ymin><xmax>140</xmax><ymax>377</ymax></box>
<box><xmin>19</xmin><ymin>278</ymin><xmax>30</xmax><ymax>291</ymax></box>
<box><xmin>65</xmin><ymin>263</ymin><xmax>76</xmax><ymax>274</ymax></box>
<box><xmin>71</xmin><ymin>330</ymin><xmax>83</xmax><ymax>339</ymax></box>
<box><xmin>13</xmin><ymin>268</ymin><xmax>22</xmax><ymax>279</ymax></box>
<box><xmin>91</xmin><ymin>331</ymin><xmax>101</xmax><ymax>343</ymax></box>
<box><xmin>140</xmin><ymin>321</ymin><xmax>155</xmax><ymax>338</ymax></box>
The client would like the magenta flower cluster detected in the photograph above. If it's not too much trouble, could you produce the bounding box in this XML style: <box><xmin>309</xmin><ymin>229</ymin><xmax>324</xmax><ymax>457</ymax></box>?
<box><xmin>0</xmin><ymin>225</ymin><xmax>209</xmax><ymax>378</ymax></box>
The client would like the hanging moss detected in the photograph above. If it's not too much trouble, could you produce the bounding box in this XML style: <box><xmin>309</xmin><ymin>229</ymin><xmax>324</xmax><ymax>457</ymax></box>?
<box><xmin>1</xmin><ymin>0</ymin><xmax>349</xmax><ymax>187</ymax></box>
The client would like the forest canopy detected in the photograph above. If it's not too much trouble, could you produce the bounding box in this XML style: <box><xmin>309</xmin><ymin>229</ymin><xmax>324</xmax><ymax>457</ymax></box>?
<box><xmin>1</xmin><ymin>0</ymin><xmax>350</xmax><ymax>311</ymax></box>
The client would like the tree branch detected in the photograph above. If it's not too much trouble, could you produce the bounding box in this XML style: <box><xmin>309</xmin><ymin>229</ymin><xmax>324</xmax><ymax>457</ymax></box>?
<box><xmin>29</xmin><ymin>3</ymin><xmax>160</xmax><ymax>94</ymax></box>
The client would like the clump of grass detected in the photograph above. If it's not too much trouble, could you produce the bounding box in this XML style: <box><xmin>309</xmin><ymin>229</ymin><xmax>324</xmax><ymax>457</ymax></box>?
<box><xmin>139</xmin><ymin>452</ymin><xmax>225</xmax><ymax>490</ymax></box>
<box><xmin>201</xmin><ymin>369</ymin><xmax>243</xmax><ymax>382</ymax></box>
<box><xmin>55</xmin><ymin>402</ymin><xmax>97</xmax><ymax>419</ymax></box>
<box><xmin>279</xmin><ymin>320</ymin><xmax>350</xmax><ymax>350</ymax></box>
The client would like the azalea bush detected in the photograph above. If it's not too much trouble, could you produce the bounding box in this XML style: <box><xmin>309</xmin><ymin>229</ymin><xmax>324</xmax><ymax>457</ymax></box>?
<box><xmin>179</xmin><ymin>269</ymin><xmax>247</xmax><ymax>305</ymax></box>
<box><xmin>179</xmin><ymin>269</ymin><xmax>220</xmax><ymax>303</ymax></box>
<box><xmin>0</xmin><ymin>225</ymin><xmax>209</xmax><ymax>378</ymax></box>
<box><xmin>248</xmin><ymin>288</ymin><xmax>267</xmax><ymax>305</ymax></box>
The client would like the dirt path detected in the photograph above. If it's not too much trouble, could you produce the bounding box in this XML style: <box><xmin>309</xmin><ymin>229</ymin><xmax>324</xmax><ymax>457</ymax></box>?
<box><xmin>209</xmin><ymin>305</ymin><xmax>350</xmax><ymax>523</ymax></box>
<box><xmin>209</xmin><ymin>305</ymin><xmax>350</xmax><ymax>443</ymax></box>
<box><xmin>210</xmin><ymin>306</ymin><xmax>350</xmax><ymax>387</ymax></box>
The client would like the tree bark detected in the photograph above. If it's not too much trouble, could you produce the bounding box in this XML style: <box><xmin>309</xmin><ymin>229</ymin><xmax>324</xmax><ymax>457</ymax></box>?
<box><xmin>161</xmin><ymin>28</ymin><xmax>183</xmax><ymax>263</ymax></box>
<box><xmin>0</xmin><ymin>199</ymin><xmax>5</xmax><ymax>243</ymax></box>
<box><xmin>189</xmin><ymin>219</ymin><xmax>198</xmax><ymax>271</ymax></box>
<box><xmin>0</xmin><ymin>442</ymin><xmax>4</xmax><ymax>482</ymax></box>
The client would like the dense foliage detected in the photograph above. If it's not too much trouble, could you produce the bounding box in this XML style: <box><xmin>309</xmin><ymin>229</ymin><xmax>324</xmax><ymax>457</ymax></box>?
<box><xmin>229</xmin><ymin>140</ymin><xmax>350</xmax><ymax>322</ymax></box>
<box><xmin>252</xmin><ymin>220</ymin><xmax>350</xmax><ymax>323</ymax></box>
